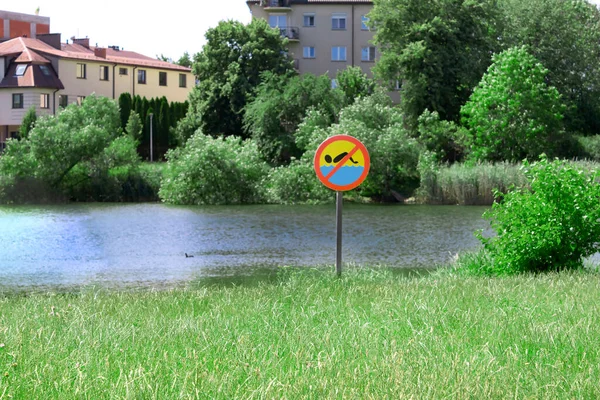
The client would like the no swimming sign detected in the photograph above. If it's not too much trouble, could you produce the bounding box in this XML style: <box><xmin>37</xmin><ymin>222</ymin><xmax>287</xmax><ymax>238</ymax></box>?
<box><xmin>313</xmin><ymin>135</ymin><xmax>370</xmax><ymax>191</ymax></box>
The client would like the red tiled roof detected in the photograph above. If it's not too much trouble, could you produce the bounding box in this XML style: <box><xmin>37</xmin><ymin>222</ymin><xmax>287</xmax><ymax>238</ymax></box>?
<box><xmin>0</xmin><ymin>63</ymin><xmax>64</xmax><ymax>89</ymax></box>
<box><xmin>14</xmin><ymin>48</ymin><xmax>51</xmax><ymax>64</ymax></box>
<box><xmin>0</xmin><ymin>37</ymin><xmax>191</xmax><ymax>72</ymax></box>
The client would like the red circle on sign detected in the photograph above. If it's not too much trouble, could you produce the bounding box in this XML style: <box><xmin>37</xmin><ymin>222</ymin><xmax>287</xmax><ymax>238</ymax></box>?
<box><xmin>314</xmin><ymin>134</ymin><xmax>370</xmax><ymax>191</ymax></box>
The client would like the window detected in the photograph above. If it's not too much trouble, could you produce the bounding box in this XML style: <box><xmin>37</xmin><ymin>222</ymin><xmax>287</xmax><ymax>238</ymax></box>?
<box><xmin>138</xmin><ymin>70</ymin><xmax>146</xmax><ymax>84</ymax></box>
<box><xmin>77</xmin><ymin>96</ymin><xmax>85</xmax><ymax>106</ymax></box>
<box><xmin>331</xmin><ymin>46</ymin><xmax>347</xmax><ymax>61</ymax></box>
<box><xmin>99</xmin><ymin>65</ymin><xmax>109</xmax><ymax>81</ymax></box>
<box><xmin>15</xmin><ymin>64</ymin><xmax>27</xmax><ymax>76</ymax></box>
<box><xmin>119</xmin><ymin>68</ymin><xmax>128</xmax><ymax>75</ymax></box>
<box><xmin>303</xmin><ymin>46</ymin><xmax>315</xmax><ymax>59</ymax></box>
<box><xmin>76</xmin><ymin>63</ymin><xmax>86</xmax><ymax>79</ymax></box>
<box><xmin>332</xmin><ymin>14</ymin><xmax>346</xmax><ymax>30</ymax></box>
<box><xmin>269</xmin><ymin>14</ymin><xmax>287</xmax><ymax>28</ymax></box>
<box><xmin>179</xmin><ymin>73</ymin><xmax>187</xmax><ymax>88</ymax></box>
<box><xmin>331</xmin><ymin>79</ymin><xmax>338</xmax><ymax>89</ymax></box>
<box><xmin>303</xmin><ymin>13</ymin><xmax>315</xmax><ymax>27</ymax></box>
<box><xmin>39</xmin><ymin>65</ymin><xmax>51</xmax><ymax>76</ymax></box>
<box><xmin>361</xmin><ymin>46</ymin><xmax>376</xmax><ymax>62</ymax></box>
<box><xmin>40</xmin><ymin>94</ymin><xmax>49</xmax><ymax>109</ymax></box>
<box><xmin>159</xmin><ymin>71</ymin><xmax>167</xmax><ymax>86</ymax></box>
<box><xmin>59</xmin><ymin>95</ymin><xmax>68</xmax><ymax>108</ymax></box>
<box><xmin>361</xmin><ymin>15</ymin><xmax>369</xmax><ymax>30</ymax></box>
<box><xmin>395</xmin><ymin>80</ymin><xmax>401</xmax><ymax>91</ymax></box>
<box><xmin>12</xmin><ymin>94</ymin><xmax>24</xmax><ymax>109</ymax></box>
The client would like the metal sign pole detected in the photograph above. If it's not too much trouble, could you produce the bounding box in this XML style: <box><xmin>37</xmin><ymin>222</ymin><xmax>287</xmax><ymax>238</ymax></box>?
<box><xmin>336</xmin><ymin>191</ymin><xmax>343</xmax><ymax>277</ymax></box>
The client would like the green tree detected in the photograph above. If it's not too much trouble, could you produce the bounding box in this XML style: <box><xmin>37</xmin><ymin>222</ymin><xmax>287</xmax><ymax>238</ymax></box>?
<box><xmin>125</xmin><ymin>111</ymin><xmax>143</xmax><ymax>141</ymax></box>
<box><xmin>0</xmin><ymin>95</ymin><xmax>138</xmax><ymax>201</ymax></box>
<box><xmin>335</xmin><ymin>66</ymin><xmax>375</xmax><ymax>104</ymax></box>
<box><xmin>370</xmin><ymin>0</ymin><xmax>501</xmax><ymax>129</ymax></box>
<box><xmin>176</xmin><ymin>51</ymin><xmax>192</xmax><ymax>68</ymax></box>
<box><xmin>461</xmin><ymin>46</ymin><xmax>566</xmax><ymax>162</ymax></box>
<box><xmin>244</xmin><ymin>72</ymin><xmax>345</xmax><ymax>165</ymax></box>
<box><xmin>145</xmin><ymin>107</ymin><xmax>156</xmax><ymax>161</ymax></box>
<box><xmin>158</xmin><ymin>97</ymin><xmax>171</xmax><ymax>158</ymax></box>
<box><xmin>118</xmin><ymin>92</ymin><xmax>132</xmax><ymax>131</ymax></box>
<box><xmin>182</xmin><ymin>19</ymin><xmax>295</xmax><ymax>139</ymax></box>
<box><xmin>500</xmin><ymin>0</ymin><xmax>600</xmax><ymax>134</ymax></box>
<box><xmin>19</xmin><ymin>106</ymin><xmax>37</xmax><ymax>140</ymax></box>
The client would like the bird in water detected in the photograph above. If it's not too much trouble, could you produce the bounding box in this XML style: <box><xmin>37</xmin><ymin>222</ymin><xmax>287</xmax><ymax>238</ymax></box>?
<box><xmin>185</xmin><ymin>253</ymin><xmax>194</xmax><ymax>258</ymax></box>
<box><xmin>325</xmin><ymin>152</ymin><xmax>359</xmax><ymax>164</ymax></box>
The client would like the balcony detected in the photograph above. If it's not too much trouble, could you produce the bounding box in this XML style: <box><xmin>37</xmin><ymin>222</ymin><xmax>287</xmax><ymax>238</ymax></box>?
<box><xmin>279</xmin><ymin>27</ymin><xmax>300</xmax><ymax>41</ymax></box>
<box><xmin>263</xmin><ymin>0</ymin><xmax>292</xmax><ymax>11</ymax></box>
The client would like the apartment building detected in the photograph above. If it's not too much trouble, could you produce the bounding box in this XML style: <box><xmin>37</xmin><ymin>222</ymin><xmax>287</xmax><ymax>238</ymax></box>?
<box><xmin>0</xmin><ymin>10</ymin><xmax>50</xmax><ymax>41</ymax></box>
<box><xmin>247</xmin><ymin>0</ymin><xmax>376</xmax><ymax>86</ymax></box>
<box><xmin>0</xmin><ymin>34</ymin><xmax>194</xmax><ymax>151</ymax></box>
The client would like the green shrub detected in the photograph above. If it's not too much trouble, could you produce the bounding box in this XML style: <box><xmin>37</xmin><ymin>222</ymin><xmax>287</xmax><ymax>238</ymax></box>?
<box><xmin>159</xmin><ymin>133</ymin><xmax>269</xmax><ymax>205</ymax></box>
<box><xmin>477</xmin><ymin>156</ymin><xmax>600</xmax><ymax>274</ymax></box>
<box><xmin>575</xmin><ymin>135</ymin><xmax>600</xmax><ymax>161</ymax></box>
<box><xmin>264</xmin><ymin>160</ymin><xmax>332</xmax><ymax>204</ymax></box>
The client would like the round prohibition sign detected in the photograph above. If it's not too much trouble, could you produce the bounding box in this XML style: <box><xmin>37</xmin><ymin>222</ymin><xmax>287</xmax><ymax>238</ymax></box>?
<box><xmin>314</xmin><ymin>134</ymin><xmax>370</xmax><ymax>191</ymax></box>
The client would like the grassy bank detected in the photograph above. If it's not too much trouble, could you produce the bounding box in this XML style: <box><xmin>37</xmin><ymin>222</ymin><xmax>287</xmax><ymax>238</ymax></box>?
<box><xmin>1</xmin><ymin>268</ymin><xmax>599</xmax><ymax>398</ymax></box>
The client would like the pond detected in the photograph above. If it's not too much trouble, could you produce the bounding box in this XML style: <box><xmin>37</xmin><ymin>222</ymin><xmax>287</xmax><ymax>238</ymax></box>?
<box><xmin>0</xmin><ymin>203</ymin><xmax>490</xmax><ymax>290</ymax></box>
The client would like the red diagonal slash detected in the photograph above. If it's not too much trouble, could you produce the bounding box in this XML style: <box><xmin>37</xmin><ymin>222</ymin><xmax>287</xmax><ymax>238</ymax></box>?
<box><xmin>325</xmin><ymin>145</ymin><xmax>360</xmax><ymax>181</ymax></box>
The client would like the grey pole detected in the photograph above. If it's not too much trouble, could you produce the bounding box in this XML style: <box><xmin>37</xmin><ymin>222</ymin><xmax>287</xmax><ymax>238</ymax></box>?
<box><xmin>149</xmin><ymin>113</ymin><xmax>153</xmax><ymax>162</ymax></box>
<box><xmin>336</xmin><ymin>191</ymin><xmax>343</xmax><ymax>277</ymax></box>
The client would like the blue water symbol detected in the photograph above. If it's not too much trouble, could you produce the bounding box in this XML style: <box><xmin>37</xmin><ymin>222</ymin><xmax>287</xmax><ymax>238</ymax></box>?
<box><xmin>320</xmin><ymin>166</ymin><xmax>365</xmax><ymax>186</ymax></box>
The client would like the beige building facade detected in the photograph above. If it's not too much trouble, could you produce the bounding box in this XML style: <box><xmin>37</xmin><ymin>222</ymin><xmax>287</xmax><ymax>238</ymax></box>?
<box><xmin>247</xmin><ymin>0</ymin><xmax>376</xmax><ymax>85</ymax></box>
<box><xmin>0</xmin><ymin>33</ymin><xmax>194</xmax><ymax>151</ymax></box>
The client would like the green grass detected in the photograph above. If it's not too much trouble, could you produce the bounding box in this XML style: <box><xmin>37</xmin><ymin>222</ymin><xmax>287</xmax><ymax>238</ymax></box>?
<box><xmin>1</xmin><ymin>268</ymin><xmax>600</xmax><ymax>398</ymax></box>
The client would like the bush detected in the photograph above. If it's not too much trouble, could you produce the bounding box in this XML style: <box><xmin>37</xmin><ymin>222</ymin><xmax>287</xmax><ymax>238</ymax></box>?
<box><xmin>476</xmin><ymin>156</ymin><xmax>600</xmax><ymax>274</ymax></box>
<box><xmin>264</xmin><ymin>160</ymin><xmax>332</xmax><ymax>204</ymax></box>
<box><xmin>159</xmin><ymin>133</ymin><xmax>269</xmax><ymax>205</ymax></box>
<box><xmin>461</xmin><ymin>46</ymin><xmax>567</xmax><ymax>162</ymax></box>
<box><xmin>575</xmin><ymin>135</ymin><xmax>600</xmax><ymax>161</ymax></box>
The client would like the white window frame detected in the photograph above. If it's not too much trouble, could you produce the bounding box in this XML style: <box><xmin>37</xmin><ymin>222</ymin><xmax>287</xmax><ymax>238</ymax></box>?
<box><xmin>332</xmin><ymin>13</ymin><xmax>346</xmax><ymax>30</ymax></box>
<box><xmin>331</xmin><ymin>46</ymin><xmax>347</xmax><ymax>61</ymax></box>
<box><xmin>99</xmin><ymin>65</ymin><xmax>109</xmax><ymax>81</ymax></box>
<box><xmin>15</xmin><ymin>64</ymin><xmax>27</xmax><ymax>76</ymax></box>
<box><xmin>303</xmin><ymin>13</ymin><xmax>315</xmax><ymax>27</ymax></box>
<box><xmin>361</xmin><ymin>47</ymin><xmax>376</xmax><ymax>62</ymax></box>
<box><xmin>76</xmin><ymin>63</ymin><xmax>86</xmax><ymax>79</ymax></box>
<box><xmin>303</xmin><ymin>46</ymin><xmax>315</xmax><ymax>59</ymax></box>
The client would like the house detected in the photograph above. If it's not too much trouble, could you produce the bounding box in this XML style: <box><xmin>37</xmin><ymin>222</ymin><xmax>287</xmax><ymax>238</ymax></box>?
<box><xmin>0</xmin><ymin>11</ymin><xmax>195</xmax><ymax>152</ymax></box>
<box><xmin>246</xmin><ymin>0</ymin><xmax>376</xmax><ymax>87</ymax></box>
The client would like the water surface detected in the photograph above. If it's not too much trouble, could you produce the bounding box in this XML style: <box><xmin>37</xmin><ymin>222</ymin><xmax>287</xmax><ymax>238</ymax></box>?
<box><xmin>0</xmin><ymin>203</ymin><xmax>490</xmax><ymax>289</ymax></box>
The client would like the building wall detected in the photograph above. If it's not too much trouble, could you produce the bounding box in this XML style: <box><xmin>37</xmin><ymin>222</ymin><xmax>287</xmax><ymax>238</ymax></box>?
<box><xmin>250</xmin><ymin>3</ymin><xmax>376</xmax><ymax>79</ymax></box>
<box><xmin>0</xmin><ymin>10</ymin><xmax>51</xmax><ymax>40</ymax></box>
<box><xmin>57</xmin><ymin>59</ymin><xmax>194</xmax><ymax>104</ymax></box>
<box><xmin>0</xmin><ymin>88</ymin><xmax>55</xmax><ymax>126</ymax></box>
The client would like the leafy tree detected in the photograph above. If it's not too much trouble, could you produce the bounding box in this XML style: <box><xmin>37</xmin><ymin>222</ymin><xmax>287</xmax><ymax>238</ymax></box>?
<box><xmin>0</xmin><ymin>95</ymin><xmax>139</xmax><ymax>201</ymax></box>
<box><xmin>417</xmin><ymin>110</ymin><xmax>467</xmax><ymax>163</ymax></box>
<box><xmin>156</xmin><ymin>54</ymin><xmax>173</xmax><ymax>63</ymax></box>
<box><xmin>159</xmin><ymin>133</ymin><xmax>269</xmax><ymax>205</ymax></box>
<box><xmin>473</xmin><ymin>156</ymin><xmax>600</xmax><ymax>275</ymax></box>
<box><xmin>370</xmin><ymin>0</ymin><xmax>501</xmax><ymax>129</ymax></box>
<box><xmin>500</xmin><ymin>0</ymin><xmax>600</xmax><ymax>134</ymax></box>
<box><xmin>176</xmin><ymin>51</ymin><xmax>192</xmax><ymax>68</ymax></box>
<box><xmin>244</xmin><ymin>72</ymin><xmax>345</xmax><ymax>165</ymax></box>
<box><xmin>335</xmin><ymin>66</ymin><xmax>375</xmax><ymax>104</ymax></box>
<box><xmin>183</xmin><ymin>19</ymin><xmax>295</xmax><ymax>138</ymax></box>
<box><xmin>461</xmin><ymin>46</ymin><xmax>566</xmax><ymax>162</ymax></box>
<box><xmin>118</xmin><ymin>92</ymin><xmax>132</xmax><ymax>130</ymax></box>
<box><xmin>158</xmin><ymin>97</ymin><xmax>171</xmax><ymax>157</ymax></box>
<box><xmin>19</xmin><ymin>106</ymin><xmax>37</xmax><ymax>139</ymax></box>
<box><xmin>125</xmin><ymin>111</ymin><xmax>143</xmax><ymax>141</ymax></box>
<box><xmin>145</xmin><ymin>107</ymin><xmax>156</xmax><ymax>161</ymax></box>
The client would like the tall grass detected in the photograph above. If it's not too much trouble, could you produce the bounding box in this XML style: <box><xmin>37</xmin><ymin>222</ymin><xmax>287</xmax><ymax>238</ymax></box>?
<box><xmin>1</xmin><ymin>268</ymin><xmax>600</xmax><ymax>398</ymax></box>
<box><xmin>417</xmin><ymin>161</ymin><xmax>527</xmax><ymax>205</ymax></box>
